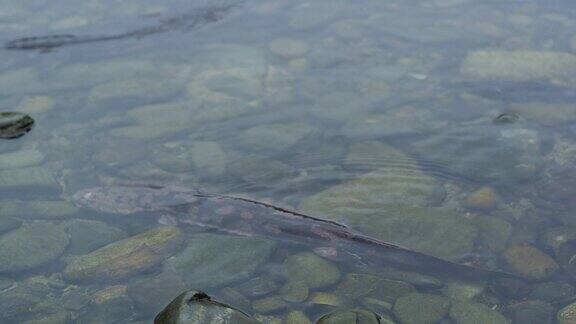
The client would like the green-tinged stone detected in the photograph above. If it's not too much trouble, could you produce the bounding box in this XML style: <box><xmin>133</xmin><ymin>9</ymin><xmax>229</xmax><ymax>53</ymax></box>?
<box><xmin>336</xmin><ymin>273</ymin><xmax>416</xmax><ymax>303</ymax></box>
<box><xmin>127</xmin><ymin>270</ymin><xmax>188</xmax><ymax>316</ymax></box>
<box><xmin>300</xmin><ymin>165</ymin><xmax>446</xmax><ymax>222</ymax></box>
<box><xmin>155</xmin><ymin>290</ymin><xmax>259</xmax><ymax>324</ymax></box>
<box><xmin>110</xmin><ymin>124</ymin><xmax>183</xmax><ymax>141</ymax></box>
<box><xmin>316</xmin><ymin>309</ymin><xmax>384</xmax><ymax>324</ymax></box>
<box><xmin>0</xmin><ymin>167</ymin><xmax>60</xmax><ymax>195</ymax></box>
<box><xmin>165</xmin><ymin>234</ymin><xmax>276</xmax><ymax>289</ymax></box>
<box><xmin>235</xmin><ymin>276</ymin><xmax>279</xmax><ymax>298</ymax></box>
<box><xmin>281</xmin><ymin>280</ymin><xmax>309</xmax><ymax>303</ymax></box>
<box><xmin>360</xmin><ymin>297</ymin><xmax>394</xmax><ymax>315</ymax></box>
<box><xmin>393</xmin><ymin>293</ymin><xmax>451</xmax><ymax>324</ymax></box>
<box><xmin>504</xmin><ymin>244</ymin><xmax>559</xmax><ymax>280</ymax></box>
<box><xmin>508</xmin><ymin>300</ymin><xmax>553</xmax><ymax>324</ymax></box>
<box><xmin>0</xmin><ymin>221</ymin><xmax>69</xmax><ymax>273</ymax></box>
<box><xmin>475</xmin><ymin>216</ymin><xmax>512</xmax><ymax>253</ymax></box>
<box><xmin>332</xmin><ymin>205</ymin><xmax>478</xmax><ymax>261</ymax></box>
<box><xmin>0</xmin><ymin>200</ymin><xmax>79</xmax><ymax>219</ymax></box>
<box><xmin>379</xmin><ymin>268</ymin><xmax>443</xmax><ymax>289</ymax></box>
<box><xmin>310</xmin><ymin>293</ymin><xmax>343</xmax><ymax>307</ymax></box>
<box><xmin>227</xmin><ymin>155</ymin><xmax>296</xmax><ymax>187</ymax></box>
<box><xmin>284</xmin><ymin>252</ymin><xmax>340</xmax><ymax>289</ymax></box>
<box><xmin>461</xmin><ymin>50</ymin><xmax>576</xmax><ymax>81</ymax></box>
<box><xmin>441</xmin><ymin>282</ymin><xmax>485</xmax><ymax>301</ymax></box>
<box><xmin>558</xmin><ymin>302</ymin><xmax>576</xmax><ymax>324</ymax></box>
<box><xmin>252</xmin><ymin>296</ymin><xmax>287</xmax><ymax>314</ymax></box>
<box><xmin>0</xmin><ymin>215</ymin><xmax>21</xmax><ymax>234</ymax></box>
<box><xmin>449</xmin><ymin>301</ymin><xmax>509</xmax><ymax>324</ymax></box>
<box><xmin>0</xmin><ymin>292</ymin><xmax>71</xmax><ymax>324</ymax></box>
<box><xmin>0</xmin><ymin>68</ymin><xmax>42</xmax><ymax>96</ymax></box>
<box><xmin>220</xmin><ymin>288</ymin><xmax>252</xmax><ymax>313</ymax></box>
<box><xmin>286</xmin><ymin>310</ymin><xmax>312</xmax><ymax>324</ymax></box>
<box><xmin>530</xmin><ymin>282</ymin><xmax>575</xmax><ymax>302</ymax></box>
<box><xmin>0</xmin><ymin>149</ymin><xmax>43</xmax><ymax>169</ymax></box>
<box><xmin>88</xmin><ymin>78</ymin><xmax>184</xmax><ymax>107</ymax></box>
<box><xmin>191</xmin><ymin>141</ymin><xmax>226</xmax><ymax>178</ymax></box>
<box><xmin>238</xmin><ymin>123</ymin><xmax>314</xmax><ymax>153</ymax></box>
<box><xmin>254</xmin><ymin>315</ymin><xmax>282</xmax><ymax>324</ymax></box>
<box><xmin>76</xmin><ymin>286</ymin><xmax>135</xmax><ymax>323</ymax></box>
<box><xmin>64</xmin><ymin>219</ymin><xmax>128</xmax><ymax>255</ymax></box>
<box><xmin>64</xmin><ymin>226</ymin><xmax>182</xmax><ymax>282</ymax></box>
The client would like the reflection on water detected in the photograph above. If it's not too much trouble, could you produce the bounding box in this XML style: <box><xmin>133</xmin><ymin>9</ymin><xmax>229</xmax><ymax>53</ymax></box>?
<box><xmin>1</xmin><ymin>0</ymin><xmax>576</xmax><ymax>322</ymax></box>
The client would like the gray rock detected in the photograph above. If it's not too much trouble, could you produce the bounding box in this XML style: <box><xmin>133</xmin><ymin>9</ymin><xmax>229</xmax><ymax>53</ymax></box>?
<box><xmin>507</xmin><ymin>300</ymin><xmax>553</xmax><ymax>324</ymax></box>
<box><xmin>191</xmin><ymin>141</ymin><xmax>227</xmax><ymax>178</ymax></box>
<box><xmin>449</xmin><ymin>301</ymin><xmax>508</xmax><ymax>324</ymax></box>
<box><xmin>128</xmin><ymin>270</ymin><xmax>188</xmax><ymax>316</ymax></box>
<box><xmin>64</xmin><ymin>219</ymin><xmax>128</xmax><ymax>255</ymax></box>
<box><xmin>342</xmin><ymin>108</ymin><xmax>446</xmax><ymax>140</ymax></box>
<box><xmin>0</xmin><ymin>200</ymin><xmax>80</xmax><ymax>219</ymax></box>
<box><xmin>316</xmin><ymin>309</ymin><xmax>386</xmax><ymax>324</ymax></box>
<box><xmin>88</xmin><ymin>78</ymin><xmax>184</xmax><ymax>108</ymax></box>
<box><xmin>530</xmin><ymin>281</ymin><xmax>575</xmax><ymax>303</ymax></box>
<box><xmin>165</xmin><ymin>234</ymin><xmax>276</xmax><ymax>289</ymax></box>
<box><xmin>154</xmin><ymin>290</ymin><xmax>259</xmax><ymax>324</ymax></box>
<box><xmin>461</xmin><ymin>50</ymin><xmax>576</xmax><ymax>82</ymax></box>
<box><xmin>0</xmin><ymin>149</ymin><xmax>44</xmax><ymax>169</ymax></box>
<box><xmin>0</xmin><ymin>221</ymin><xmax>69</xmax><ymax>273</ymax></box>
<box><xmin>64</xmin><ymin>227</ymin><xmax>182</xmax><ymax>282</ymax></box>
<box><xmin>394</xmin><ymin>293</ymin><xmax>451</xmax><ymax>324</ymax></box>
<box><xmin>299</xmin><ymin>164</ymin><xmax>446</xmax><ymax>223</ymax></box>
<box><xmin>238</xmin><ymin>123</ymin><xmax>314</xmax><ymax>153</ymax></box>
<box><xmin>284</xmin><ymin>252</ymin><xmax>340</xmax><ymax>289</ymax></box>
<box><xmin>335</xmin><ymin>273</ymin><xmax>416</xmax><ymax>303</ymax></box>
<box><xmin>407</xmin><ymin>124</ymin><xmax>541</xmax><ymax>184</ymax></box>
<box><xmin>0</xmin><ymin>167</ymin><xmax>61</xmax><ymax>196</ymax></box>
<box><xmin>0</xmin><ymin>216</ymin><xmax>22</xmax><ymax>234</ymax></box>
<box><xmin>227</xmin><ymin>155</ymin><xmax>296</xmax><ymax>188</ymax></box>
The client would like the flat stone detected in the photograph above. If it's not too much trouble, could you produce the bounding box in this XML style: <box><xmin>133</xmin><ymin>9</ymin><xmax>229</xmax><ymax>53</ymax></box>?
<box><xmin>504</xmin><ymin>245</ymin><xmax>559</xmax><ymax>280</ymax></box>
<box><xmin>165</xmin><ymin>234</ymin><xmax>276</xmax><ymax>289</ymax></box>
<box><xmin>284</xmin><ymin>252</ymin><xmax>340</xmax><ymax>289</ymax></box>
<box><xmin>0</xmin><ymin>221</ymin><xmax>69</xmax><ymax>273</ymax></box>
<box><xmin>0</xmin><ymin>167</ymin><xmax>61</xmax><ymax>196</ymax></box>
<box><xmin>336</xmin><ymin>273</ymin><xmax>416</xmax><ymax>303</ymax></box>
<box><xmin>0</xmin><ymin>149</ymin><xmax>44</xmax><ymax>169</ymax></box>
<box><xmin>450</xmin><ymin>301</ymin><xmax>508</xmax><ymax>324</ymax></box>
<box><xmin>461</xmin><ymin>50</ymin><xmax>576</xmax><ymax>81</ymax></box>
<box><xmin>64</xmin><ymin>219</ymin><xmax>128</xmax><ymax>255</ymax></box>
<box><xmin>393</xmin><ymin>293</ymin><xmax>450</xmax><ymax>324</ymax></box>
<box><xmin>64</xmin><ymin>226</ymin><xmax>182</xmax><ymax>282</ymax></box>
<box><xmin>0</xmin><ymin>200</ymin><xmax>80</xmax><ymax>219</ymax></box>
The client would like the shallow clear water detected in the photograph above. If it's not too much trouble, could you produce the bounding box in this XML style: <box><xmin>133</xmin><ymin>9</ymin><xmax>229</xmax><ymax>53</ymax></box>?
<box><xmin>1</xmin><ymin>0</ymin><xmax>576</xmax><ymax>322</ymax></box>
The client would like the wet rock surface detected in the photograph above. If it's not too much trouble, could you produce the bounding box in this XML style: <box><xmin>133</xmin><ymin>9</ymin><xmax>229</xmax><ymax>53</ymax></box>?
<box><xmin>155</xmin><ymin>290</ymin><xmax>259</xmax><ymax>324</ymax></box>
<box><xmin>164</xmin><ymin>234</ymin><xmax>276</xmax><ymax>289</ymax></box>
<box><xmin>0</xmin><ymin>221</ymin><xmax>69</xmax><ymax>273</ymax></box>
<box><xmin>393</xmin><ymin>293</ymin><xmax>451</xmax><ymax>324</ymax></box>
<box><xmin>504</xmin><ymin>244</ymin><xmax>559</xmax><ymax>280</ymax></box>
<box><xmin>63</xmin><ymin>226</ymin><xmax>182</xmax><ymax>282</ymax></box>
<box><xmin>0</xmin><ymin>112</ymin><xmax>34</xmax><ymax>139</ymax></box>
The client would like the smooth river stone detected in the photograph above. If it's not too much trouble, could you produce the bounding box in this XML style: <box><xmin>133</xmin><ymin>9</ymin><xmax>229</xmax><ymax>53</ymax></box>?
<box><xmin>164</xmin><ymin>233</ymin><xmax>276</xmax><ymax>289</ymax></box>
<box><xmin>461</xmin><ymin>50</ymin><xmax>576</xmax><ymax>81</ymax></box>
<box><xmin>504</xmin><ymin>244</ymin><xmax>559</xmax><ymax>280</ymax></box>
<box><xmin>63</xmin><ymin>226</ymin><xmax>182</xmax><ymax>282</ymax></box>
<box><xmin>0</xmin><ymin>221</ymin><xmax>69</xmax><ymax>273</ymax></box>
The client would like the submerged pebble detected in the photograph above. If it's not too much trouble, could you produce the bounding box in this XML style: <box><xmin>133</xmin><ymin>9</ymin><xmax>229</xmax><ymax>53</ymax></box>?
<box><xmin>504</xmin><ymin>244</ymin><xmax>559</xmax><ymax>280</ymax></box>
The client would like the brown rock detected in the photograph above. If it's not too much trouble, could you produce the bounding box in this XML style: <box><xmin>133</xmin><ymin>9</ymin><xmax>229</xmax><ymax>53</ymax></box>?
<box><xmin>504</xmin><ymin>245</ymin><xmax>559</xmax><ymax>280</ymax></box>
<box><xmin>64</xmin><ymin>226</ymin><xmax>182</xmax><ymax>282</ymax></box>
<box><xmin>465</xmin><ymin>186</ymin><xmax>499</xmax><ymax>211</ymax></box>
